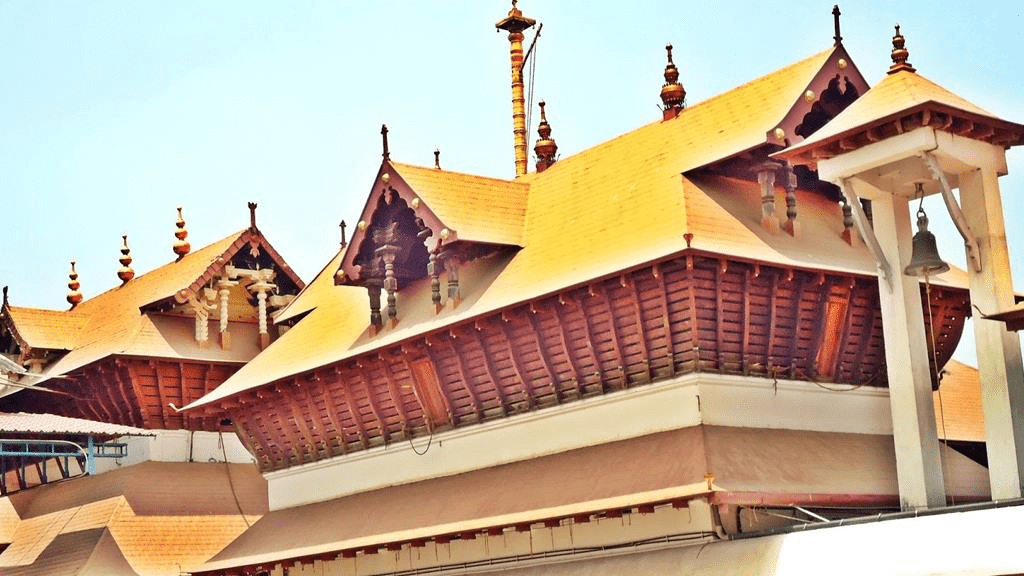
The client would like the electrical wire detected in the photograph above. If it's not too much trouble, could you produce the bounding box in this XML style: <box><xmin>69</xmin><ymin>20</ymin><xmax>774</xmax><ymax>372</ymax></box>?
<box><xmin>220</xmin><ymin>431</ymin><xmax>252</xmax><ymax>528</ymax></box>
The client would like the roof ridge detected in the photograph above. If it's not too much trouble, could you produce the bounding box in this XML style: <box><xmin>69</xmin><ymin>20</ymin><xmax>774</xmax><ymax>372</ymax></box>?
<box><xmin>389</xmin><ymin>160</ymin><xmax>527</xmax><ymax>187</ymax></box>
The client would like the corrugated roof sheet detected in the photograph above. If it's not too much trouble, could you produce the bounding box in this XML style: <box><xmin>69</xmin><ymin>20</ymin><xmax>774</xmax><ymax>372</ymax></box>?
<box><xmin>0</xmin><ymin>412</ymin><xmax>151</xmax><ymax>437</ymax></box>
<box><xmin>199</xmin><ymin>425</ymin><xmax>988</xmax><ymax>572</ymax></box>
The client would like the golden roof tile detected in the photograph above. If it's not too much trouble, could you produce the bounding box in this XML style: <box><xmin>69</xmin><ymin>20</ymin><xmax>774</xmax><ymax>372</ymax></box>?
<box><xmin>190</xmin><ymin>44</ymin><xmax>963</xmax><ymax>411</ymax></box>
<box><xmin>390</xmin><ymin>161</ymin><xmax>530</xmax><ymax>247</ymax></box>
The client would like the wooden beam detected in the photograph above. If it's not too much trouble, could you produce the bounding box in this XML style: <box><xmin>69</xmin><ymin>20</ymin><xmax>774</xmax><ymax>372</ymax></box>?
<box><xmin>95</xmin><ymin>364</ymin><xmax>127</xmax><ymax>425</ymax></box>
<box><xmin>568</xmin><ymin>292</ymin><xmax>604</xmax><ymax>392</ymax></box>
<box><xmin>353</xmin><ymin>367</ymin><xmax>389</xmax><ymax>444</ymax></box>
<box><xmin>765</xmin><ymin>268</ymin><xmax>780</xmax><ymax>370</ymax></box>
<box><xmin>525</xmin><ymin>303</ymin><xmax>562</xmax><ymax>403</ymax></box>
<box><xmin>548</xmin><ymin>299</ymin><xmax>585</xmax><ymax>397</ymax></box>
<box><xmin>623</xmin><ymin>274</ymin><xmax>653</xmax><ymax>384</ymax></box>
<box><xmin>741</xmin><ymin>268</ymin><xmax>751</xmax><ymax>375</ymax></box>
<box><xmin>806</xmin><ymin>276</ymin><xmax>834</xmax><ymax>377</ymax></box>
<box><xmin>114</xmin><ymin>361</ymin><xmax>146</xmax><ymax>429</ymax></box>
<box><xmin>687</xmin><ymin>259</ymin><xmax>700</xmax><ymax>372</ymax></box>
<box><xmin>495</xmin><ymin>314</ymin><xmax>536</xmax><ymax>408</ymax></box>
<box><xmin>594</xmin><ymin>283</ymin><xmax>627</xmax><ymax>387</ymax></box>
<box><xmin>334</xmin><ymin>371</ymin><xmax>370</xmax><ymax>451</ymax></box>
<box><xmin>143</xmin><ymin>360</ymin><xmax>169</xmax><ymax>429</ymax></box>
<box><xmin>283</xmin><ymin>380</ymin><xmax>320</xmax><ymax>463</ymax></box>
<box><xmin>851</xmin><ymin>284</ymin><xmax>879</xmax><ymax>383</ymax></box>
<box><xmin>652</xmin><ymin>264</ymin><xmax>676</xmax><ymax>377</ymax></box>
<box><xmin>417</xmin><ymin>341</ymin><xmax>457</xmax><ymax>426</ymax></box>
<box><xmin>829</xmin><ymin>281</ymin><xmax>860</xmax><ymax>380</ymax></box>
<box><xmin>447</xmin><ymin>329</ymin><xmax>485</xmax><ymax>421</ymax></box>
<box><xmin>472</xmin><ymin>323</ymin><xmax>509</xmax><ymax>416</ymax></box>
<box><xmin>379</xmin><ymin>353</ymin><xmax>414</xmax><ymax>434</ymax></box>
<box><xmin>245</xmin><ymin>404</ymin><xmax>284</xmax><ymax>468</ymax></box>
<box><xmin>714</xmin><ymin>261</ymin><xmax>726</xmax><ymax>371</ymax></box>
<box><xmin>299</xmin><ymin>373</ymin><xmax>331</xmax><ymax>459</ymax></box>
<box><xmin>785</xmin><ymin>273</ymin><xmax>808</xmax><ymax>377</ymax></box>
<box><xmin>319</xmin><ymin>369</ymin><xmax>350</xmax><ymax>455</ymax></box>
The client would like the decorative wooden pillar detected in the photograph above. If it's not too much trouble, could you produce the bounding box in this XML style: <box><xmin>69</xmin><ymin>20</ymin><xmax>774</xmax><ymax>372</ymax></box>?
<box><xmin>367</xmin><ymin>281</ymin><xmax>383</xmax><ymax>335</ymax></box>
<box><xmin>443</xmin><ymin>253</ymin><xmax>462</xmax><ymax>309</ymax></box>
<box><xmin>189</xmin><ymin>291</ymin><xmax>217</xmax><ymax>348</ymax></box>
<box><xmin>216</xmin><ymin>276</ymin><xmax>238</xmax><ymax>350</ymax></box>
<box><xmin>782</xmin><ymin>166</ymin><xmax>800</xmax><ymax>237</ymax></box>
<box><xmin>251</xmin><ymin>280</ymin><xmax>275</xmax><ymax>349</ymax></box>
<box><xmin>428</xmin><ymin>244</ymin><xmax>443</xmax><ymax>314</ymax></box>
<box><xmin>840</xmin><ymin>198</ymin><xmax>856</xmax><ymax>245</ymax></box>
<box><xmin>755</xmin><ymin>162</ymin><xmax>780</xmax><ymax>233</ymax></box>
<box><xmin>376</xmin><ymin>244</ymin><xmax>400</xmax><ymax>328</ymax></box>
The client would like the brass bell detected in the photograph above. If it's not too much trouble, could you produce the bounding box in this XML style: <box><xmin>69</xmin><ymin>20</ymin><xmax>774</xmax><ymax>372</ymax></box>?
<box><xmin>904</xmin><ymin>205</ymin><xmax>949</xmax><ymax>277</ymax></box>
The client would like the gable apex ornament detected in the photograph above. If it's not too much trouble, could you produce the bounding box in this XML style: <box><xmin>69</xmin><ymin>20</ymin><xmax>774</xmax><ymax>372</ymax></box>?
<box><xmin>888</xmin><ymin>24</ymin><xmax>916</xmax><ymax>74</ymax></box>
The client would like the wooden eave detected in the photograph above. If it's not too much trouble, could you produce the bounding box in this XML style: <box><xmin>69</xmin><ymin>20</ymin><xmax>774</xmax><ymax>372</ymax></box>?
<box><xmin>199</xmin><ymin>248</ymin><xmax>970</xmax><ymax>471</ymax></box>
<box><xmin>778</xmin><ymin>102</ymin><xmax>1024</xmax><ymax>169</ymax></box>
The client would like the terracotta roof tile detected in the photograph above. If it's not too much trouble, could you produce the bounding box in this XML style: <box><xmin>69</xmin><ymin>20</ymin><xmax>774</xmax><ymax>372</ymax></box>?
<box><xmin>272</xmin><ymin>247</ymin><xmax>346</xmax><ymax>324</ymax></box>
<box><xmin>0</xmin><ymin>528</ymin><xmax>141</xmax><ymax>576</ymax></box>
<box><xmin>2</xmin><ymin>307</ymin><xmax>84</xmax><ymax>351</ymax></box>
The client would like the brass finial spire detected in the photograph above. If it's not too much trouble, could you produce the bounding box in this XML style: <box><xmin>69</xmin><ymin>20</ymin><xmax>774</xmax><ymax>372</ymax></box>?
<box><xmin>534</xmin><ymin>100</ymin><xmax>558</xmax><ymax>172</ymax></box>
<box><xmin>340</xmin><ymin>220</ymin><xmax>347</xmax><ymax>247</ymax></box>
<box><xmin>660</xmin><ymin>43</ymin><xmax>686</xmax><ymax>119</ymax></box>
<box><xmin>496</xmin><ymin>1</ymin><xmax>537</xmax><ymax>177</ymax></box>
<box><xmin>832</xmin><ymin>5</ymin><xmax>842</xmax><ymax>45</ymax></box>
<box><xmin>117</xmin><ymin>235</ymin><xmax>135</xmax><ymax>285</ymax></box>
<box><xmin>888</xmin><ymin>24</ymin><xmax>916</xmax><ymax>74</ymax></box>
<box><xmin>66</xmin><ymin>260</ymin><xmax>83</xmax><ymax>308</ymax></box>
<box><xmin>434</xmin><ymin>148</ymin><xmax>441</xmax><ymax>169</ymax></box>
<box><xmin>248</xmin><ymin>202</ymin><xmax>258</xmax><ymax>229</ymax></box>
<box><xmin>173</xmin><ymin>206</ymin><xmax>191</xmax><ymax>260</ymax></box>
<box><xmin>381</xmin><ymin>124</ymin><xmax>390</xmax><ymax>161</ymax></box>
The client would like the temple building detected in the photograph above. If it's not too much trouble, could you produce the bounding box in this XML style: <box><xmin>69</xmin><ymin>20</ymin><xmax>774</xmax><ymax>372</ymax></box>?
<box><xmin>1</xmin><ymin>3</ymin><xmax>1022</xmax><ymax>575</ymax></box>
<box><xmin>0</xmin><ymin>206</ymin><xmax>299</xmax><ymax>574</ymax></box>
<box><xmin>171</xmin><ymin>3</ymin><xmax>1017</xmax><ymax>576</ymax></box>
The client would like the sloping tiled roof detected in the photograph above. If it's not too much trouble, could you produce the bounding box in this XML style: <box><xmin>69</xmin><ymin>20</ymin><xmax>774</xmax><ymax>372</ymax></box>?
<box><xmin>2</xmin><ymin>307</ymin><xmax>83</xmax><ymax>352</ymax></box>
<box><xmin>0</xmin><ymin>461</ymin><xmax>267</xmax><ymax>576</ymax></box>
<box><xmin>199</xmin><ymin>425</ymin><xmax>988</xmax><ymax>572</ymax></box>
<box><xmin>272</xmin><ymin>246</ymin><xmax>346</xmax><ymax>324</ymax></box>
<box><xmin>189</xmin><ymin>46</ymin><xmax>893</xmax><ymax>410</ymax></box>
<box><xmin>391</xmin><ymin>161</ymin><xmax>530</xmax><ymax>246</ymax></box>
<box><xmin>0</xmin><ymin>412</ymin><xmax>152</xmax><ymax>437</ymax></box>
<box><xmin>780</xmin><ymin>69</ymin><xmax>1024</xmax><ymax>163</ymax></box>
<box><xmin>5</xmin><ymin>228</ymin><xmax>301</xmax><ymax>384</ymax></box>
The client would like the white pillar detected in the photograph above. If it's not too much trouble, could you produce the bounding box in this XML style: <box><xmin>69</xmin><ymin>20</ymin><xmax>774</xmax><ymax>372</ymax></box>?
<box><xmin>960</xmin><ymin>166</ymin><xmax>1024</xmax><ymax>499</ymax></box>
<box><xmin>851</xmin><ymin>177</ymin><xmax>946</xmax><ymax>509</ymax></box>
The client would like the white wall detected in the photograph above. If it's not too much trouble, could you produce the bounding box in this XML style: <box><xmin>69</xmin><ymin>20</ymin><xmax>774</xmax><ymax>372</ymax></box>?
<box><xmin>91</xmin><ymin>429</ymin><xmax>255</xmax><ymax>474</ymax></box>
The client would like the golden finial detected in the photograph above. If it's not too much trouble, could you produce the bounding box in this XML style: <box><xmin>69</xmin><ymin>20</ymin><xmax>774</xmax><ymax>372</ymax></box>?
<box><xmin>117</xmin><ymin>235</ymin><xmax>135</xmax><ymax>285</ymax></box>
<box><xmin>173</xmin><ymin>206</ymin><xmax>191</xmax><ymax>260</ymax></box>
<box><xmin>66</xmin><ymin>260</ymin><xmax>83</xmax><ymax>307</ymax></box>
<box><xmin>534</xmin><ymin>100</ymin><xmax>558</xmax><ymax>173</ymax></box>
<box><xmin>434</xmin><ymin>148</ymin><xmax>441</xmax><ymax>169</ymax></box>
<box><xmin>888</xmin><ymin>24</ymin><xmax>916</xmax><ymax>74</ymax></box>
<box><xmin>660</xmin><ymin>44</ymin><xmax>686</xmax><ymax>119</ymax></box>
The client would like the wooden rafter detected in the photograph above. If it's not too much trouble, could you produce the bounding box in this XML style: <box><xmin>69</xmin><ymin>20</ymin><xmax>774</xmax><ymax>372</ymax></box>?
<box><xmin>472</xmin><ymin>323</ymin><xmax>509</xmax><ymax>416</ymax></box>
<box><xmin>144</xmin><ymin>360</ymin><xmax>169</xmax><ymax>429</ymax></box>
<box><xmin>525</xmin><ymin>304</ymin><xmax>561</xmax><ymax>403</ymax></box>
<box><xmin>568</xmin><ymin>292</ymin><xmax>604</xmax><ymax>392</ymax></box>
<box><xmin>494</xmin><ymin>314</ymin><xmax>536</xmax><ymax>408</ymax></box>
<box><xmin>299</xmin><ymin>374</ymin><xmax>331</xmax><ymax>459</ymax></box>
<box><xmin>850</xmin><ymin>285</ymin><xmax>878</xmax><ymax>382</ymax></box>
<box><xmin>96</xmin><ymin>364</ymin><xmax>128</xmax><ymax>425</ymax></box>
<box><xmin>548</xmin><ymin>299</ymin><xmax>585</xmax><ymax>397</ymax></box>
<box><xmin>278</xmin><ymin>383</ymin><xmax>313</xmax><ymax>465</ymax></box>
<box><xmin>652</xmin><ymin>264</ymin><xmax>676</xmax><ymax>377</ymax></box>
<box><xmin>829</xmin><ymin>281</ymin><xmax>860</xmax><ymax>379</ymax></box>
<box><xmin>806</xmin><ymin>275</ymin><xmax>833</xmax><ymax>377</ymax></box>
<box><xmin>765</xmin><ymin>268</ymin><xmax>780</xmax><ymax>370</ymax></box>
<box><xmin>447</xmin><ymin>329</ymin><xmax>485</xmax><ymax>420</ymax></box>
<box><xmin>335</xmin><ymin>371</ymin><xmax>370</xmax><ymax>451</ymax></box>
<box><xmin>320</xmin><ymin>369</ymin><xmax>351</xmax><ymax>455</ymax></box>
<box><xmin>740</xmin><ymin>268</ymin><xmax>751</xmax><ymax>374</ymax></box>
<box><xmin>115</xmin><ymin>361</ymin><xmax>146</xmax><ymax>429</ymax></box>
<box><xmin>594</xmin><ymin>283</ymin><xmax>627</xmax><ymax>387</ymax></box>
<box><xmin>623</xmin><ymin>274</ymin><xmax>653</xmax><ymax>384</ymax></box>
<box><xmin>379</xmin><ymin>353</ymin><xmax>414</xmax><ymax>434</ymax></box>
<box><xmin>785</xmin><ymin>273</ymin><xmax>808</xmax><ymax>376</ymax></box>
<box><xmin>353</xmin><ymin>367</ymin><xmax>389</xmax><ymax>444</ymax></box>
<box><xmin>686</xmin><ymin>257</ymin><xmax>700</xmax><ymax>372</ymax></box>
<box><xmin>714</xmin><ymin>261</ymin><xmax>726</xmax><ymax>371</ymax></box>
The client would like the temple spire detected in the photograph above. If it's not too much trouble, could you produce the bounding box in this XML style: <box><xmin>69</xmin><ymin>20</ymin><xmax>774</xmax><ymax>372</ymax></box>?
<box><xmin>534</xmin><ymin>100</ymin><xmax>558</xmax><ymax>172</ymax></box>
<box><xmin>660</xmin><ymin>43</ymin><xmax>686</xmax><ymax>119</ymax></box>
<box><xmin>117</xmin><ymin>235</ymin><xmax>135</xmax><ymax>285</ymax></box>
<box><xmin>381</xmin><ymin>124</ymin><xmax>390</xmax><ymax>161</ymax></box>
<box><xmin>173</xmin><ymin>206</ymin><xmax>191</xmax><ymax>260</ymax></box>
<box><xmin>888</xmin><ymin>24</ymin><xmax>916</xmax><ymax>74</ymax></box>
<box><xmin>66</xmin><ymin>261</ymin><xmax>83</xmax><ymax>308</ymax></box>
<box><xmin>496</xmin><ymin>0</ymin><xmax>537</xmax><ymax>177</ymax></box>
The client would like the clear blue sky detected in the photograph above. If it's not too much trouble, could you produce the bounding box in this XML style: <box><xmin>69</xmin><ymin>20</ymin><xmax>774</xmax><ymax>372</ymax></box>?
<box><xmin>1</xmin><ymin>1</ymin><xmax>1020</xmax><ymax>364</ymax></box>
